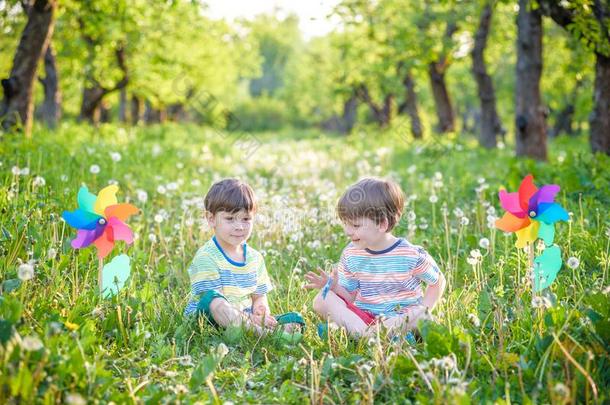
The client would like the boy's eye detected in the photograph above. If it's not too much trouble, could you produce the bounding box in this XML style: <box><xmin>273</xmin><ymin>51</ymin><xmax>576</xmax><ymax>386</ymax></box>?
<box><xmin>226</xmin><ymin>216</ymin><xmax>234</xmax><ymax>221</ymax></box>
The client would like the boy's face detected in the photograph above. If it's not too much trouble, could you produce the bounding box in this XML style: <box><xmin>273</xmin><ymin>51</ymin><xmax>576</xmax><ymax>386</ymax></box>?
<box><xmin>341</xmin><ymin>216</ymin><xmax>388</xmax><ymax>250</ymax></box>
<box><xmin>207</xmin><ymin>209</ymin><xmax>254</xmax><ymax>247</ymax></box>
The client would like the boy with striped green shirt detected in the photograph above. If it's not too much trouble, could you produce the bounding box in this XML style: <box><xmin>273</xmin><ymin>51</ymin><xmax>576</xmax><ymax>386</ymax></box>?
<box><xmin>184</xmin><ymin>179</ymin><xmax>302</xmax><ymax>337</ymax></box>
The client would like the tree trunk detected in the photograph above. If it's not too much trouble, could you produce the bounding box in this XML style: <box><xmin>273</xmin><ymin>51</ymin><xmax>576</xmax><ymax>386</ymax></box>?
<box><xmin>118</xmin><ymin>87</ymin><xmax>128</xmax><ymax>123</ymax></box>
<box><xmin>398</xmin><ymin>71</ymin><xmax>423</xmax><ymax>139</ymax></box>
<box><xmin>550</xmin><ymin>79</ymin><xmax>581</xmax><ymax>137</ymax></box>
<box><xmin>131</xmin><ymin>95</ymin><xmax>143</xmax><ymax>125</ymax></box>
<box><xmin>144</xmin><ymin>101</ymin><xmax>165</xmax><ymax>124</ymax></box>
<box><xmin>37</xmin><ymin>42</ymin><xmax>61</xmax><ymax>128</ymax></box>
<box><xmin>99</xmin><ymin>101</ymin><xmax>111</xmax><ymax>123</ymax></box>
<box><xmin>320</xmin><ymin>93</ymin><xmax>358</xmax><ymax>134</ymax></box>
<box><xmin>590</xmin><ymin>52</ymin><xmax>610</xmax><ymax>154</ymax></box>
<box><xmin>515</xmin><ymin>0</ymin><xmax>547</xmax><ymax>160</ymax></box>
<box><xmin>539</xmin><ymin>0</ymin><xmax>609</xmax><ymax>154</ymax></box>
<box><xmin>80</xmin><ymin>86</ymin><xmax>105</xmax><ymax>123</ymax></box>
<box><xmin>0</xmin><ymin>0</ymin><xmax>56</xmax><ymax>137</ymax></box>
<box><xmin>342</xmin><ymin>92</ymin><xmax>358</xmax><ymax>134</ymax></box>
<box><xmin>471</xmin><ymin>2</ymin><xmax>503</xmax><ymax>148</ymax></box>
<box><xmin>428</xmin><ymin>61</ymin><xmax>455</xmax><ymax>133</ymax></box>
<box><xmin>356</xmin><ymin>85</ymin><xmax>393</xmax><ymax>127</ymax></box>
<box><xmin>551</xmin><ymin>104</ymin><xmax>575</xmax><ymax>137</ymax></box>
<box><xmin>79</xmin><ymin>44</ymin><xmax>128</xmax><ymax>124</ymax></box>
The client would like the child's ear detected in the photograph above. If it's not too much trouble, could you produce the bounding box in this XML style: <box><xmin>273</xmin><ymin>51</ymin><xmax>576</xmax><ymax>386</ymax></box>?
<box><xmin>378</xmin><ymin>217</ymin><xmax>389</xmax><ymax>233</ymax></box>
<box><xmin>205</xmin><ymin>211</ymin><xmax>215</xmax><ymax>228</ymax></box>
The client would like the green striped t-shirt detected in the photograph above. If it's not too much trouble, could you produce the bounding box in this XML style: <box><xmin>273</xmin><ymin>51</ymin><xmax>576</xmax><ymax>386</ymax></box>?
<box><xmin>184</xmin><ymin>236</ymin><xmax>272</xmax><ymax>315</ymax></box>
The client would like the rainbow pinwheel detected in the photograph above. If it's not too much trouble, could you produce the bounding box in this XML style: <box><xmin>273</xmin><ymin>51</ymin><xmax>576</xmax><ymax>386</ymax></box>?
<box><xmin>62</xmin><ymin>185</ymin><xmax>139</xmax><ymax>259</ymax></box>
<box><xmin>495</xmin><ymin>174</ymin><xmax>569</xmax><ymax>291</ymax></box>
<box><xmin>495</xmin><ymin>174</ymin><xmax>568</xmax><ymax>248</ymax></box>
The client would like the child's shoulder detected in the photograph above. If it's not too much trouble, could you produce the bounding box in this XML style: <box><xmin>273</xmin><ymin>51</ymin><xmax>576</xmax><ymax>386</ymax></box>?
<box><xmin>397</xmin><ymin>238</ymin><xmax>427</xmax><ymax>254</ymax></box>
<box><xmin>246</xmin><ymin>244</ymin><xmax>264</xmax><ymax>262</ymax></box>
<box><xmin>192</xmin><ymin>239</ymin><xmax>219</xmax><ymax>261</ymax></box>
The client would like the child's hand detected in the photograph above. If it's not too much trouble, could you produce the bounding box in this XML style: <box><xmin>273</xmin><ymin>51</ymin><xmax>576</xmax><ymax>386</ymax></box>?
<box><xmin>250</xmin><ymin>306</ymin><xmax>277</xmax><ymax>328</ymax></box>
<box><xmin>304</xmin><ymin>267</ymin><xmax>337</xmax><ymax>290</ymax></box>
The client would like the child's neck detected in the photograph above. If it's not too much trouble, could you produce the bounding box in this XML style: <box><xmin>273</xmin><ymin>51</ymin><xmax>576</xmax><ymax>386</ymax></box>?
<box><xmin>215</xmin><ymin>235</ymin><xmax>245</xmax><ymax>262</ymax></box>
<box><xmin>366</xmin><ymin>233</ymin><xmax>399</xmax><ymax>252</ymax></box>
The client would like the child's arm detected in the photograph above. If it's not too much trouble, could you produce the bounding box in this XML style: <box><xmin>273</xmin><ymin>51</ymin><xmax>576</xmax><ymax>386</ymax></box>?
<box><xmin>250</xmin><ymin>294</ymin><xmax>278</xmax><ymax>328</ymax></box>
<box><xmin>421</xmin><ymin>272</ymin><xmax>446</xmax><ymax>310</ymax></box>
<box><xmin>331</xmin><ymin>282</ymin><xmax>357</xmax><ymax>303</ymax></box>
<box><xmin>304</xmin><ymin>268</ymin><xmax>357</xmax><ymax>303</ymax></box>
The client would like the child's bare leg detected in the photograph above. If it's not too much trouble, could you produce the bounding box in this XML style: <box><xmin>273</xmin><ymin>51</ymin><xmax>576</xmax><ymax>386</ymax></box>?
<box><xmin>209</xmin><ymin>298</ymin><xmax>265</xmax><ymax>335</ymax></box>
<box><xmin>379</xmin><ymin>305</ymin><xmax>429</xmax><ymax>335</ymax></box>
<box><xmin>312</xmin><ymin>291</ymin><xmax>369</xmax><ymax>336</ymax></box>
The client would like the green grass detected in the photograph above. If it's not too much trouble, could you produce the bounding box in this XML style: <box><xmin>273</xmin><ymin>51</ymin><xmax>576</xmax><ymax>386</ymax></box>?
<box><xmin>1</xmin><ymin>122</ymin><xmax>609</xmax><ymax>403</ymax></box>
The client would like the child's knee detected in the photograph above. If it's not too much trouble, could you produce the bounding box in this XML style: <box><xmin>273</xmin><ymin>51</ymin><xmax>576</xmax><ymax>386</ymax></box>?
<box><xmin>312</xmin><ymin>292</ymin><xmax>327</xmax><ymax>316</ymax></box>
<box><xmin>209</xmin><ymin>298</ymin><xmax>241</xmax><ymax>326</ymax></box>
<box><xmin>208</xmin><ymin>297</ymin><xmax>225</xmax><ymax>313</ymax></box>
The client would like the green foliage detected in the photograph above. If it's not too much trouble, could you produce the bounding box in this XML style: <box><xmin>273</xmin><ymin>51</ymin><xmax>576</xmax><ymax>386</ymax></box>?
<box><xmin>243</xmin><ymin>13</ymin><xmax>302</xmax><ymax>98</ymax></box>
<box><xmin>232</xmin><ymin>95</ymin><xmax>290</xmax><ymax>132</ymax></box>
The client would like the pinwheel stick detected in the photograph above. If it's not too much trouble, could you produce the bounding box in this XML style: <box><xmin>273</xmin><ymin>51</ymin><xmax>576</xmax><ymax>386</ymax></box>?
<box><xmin>527</xmin><ymin>242</ymin><xmax>534</xmax><ymax>289</ymax></box>
<box><xmin>98</xmin><ymin>257</ymin><xmax>104</xmax><ymax>295</ymax></box>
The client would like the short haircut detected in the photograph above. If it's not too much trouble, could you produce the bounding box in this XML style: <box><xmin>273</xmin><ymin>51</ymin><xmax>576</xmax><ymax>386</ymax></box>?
<box><xmin>337</xmin><ymin>177</ymin><xmax>404</xmax><ymax>232</ymax></box>
<box><xmin>204</xmin><ymin>179</ymin><xmax>257</xmax><ymax>215</ymax></box>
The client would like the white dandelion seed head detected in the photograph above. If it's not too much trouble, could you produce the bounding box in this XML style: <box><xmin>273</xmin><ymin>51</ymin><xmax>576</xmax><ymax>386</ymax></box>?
<box><xmin>32</xmin><ymin>176</ymin><xmax>46</xmax><ymax>187</ymax></box>
<box><xmin>531</xmin><ymin>296</ymin><xmax>553</xmax><ymax>309</ymax></box>
<box><xmin>216</xmin><ymin>342</ymin><xmax>229</xmax><ymax>358</ymax></box>
<box><xmin>136</xmin><ymin>189</ymin><xmax>148</xmax><ymax>203</ymax></box>
<box><xmin>466</xmin><ymin>257</ymin><xmax>478</xmax><ymax>266</ymax></box>
<box><xmin>470</xmin><ymin>249</ymin><xmax>482</xmax><ymax>259</ymax></box>
<box><xmin>65</xmin><ymin>393</ymin><xmax>86</xmax><ymax>405</ymax></box>
<box><xmin>21</xmin><ymin>335</ymin><xmax>43</xmax><ymax>352</ymax></box>
<box><xmin>89</xmin><ymin>164</ymin><xmax>100</xmax><ymax>174</ymax></box>
<box><xmin>553</xmin><ymin>382</ymin><xmax>570</xmax><ymax>398</ymax></box>
<box><xmin>467</xmin><ymin>313</ymin><xmax>481</xmax><ymax>327</ymax></box>
<box><xmin>110</xmin><ymin>152</ymin><xmax>122</xmax><ymax>162</ymax></box>
<box><xmin>439</xmin><ymin>355</ymin><xmax>456</xmax><ymax>371</ymax></box>
<box><xmin>18</xmin><ymin>261</ymin><xmax>35</xmax><ymax>281</ymax></box>
<box><xmin>429</xmin><ymin>195</ymin><xmax>438</xmax><ymax>204</ymax></box>
<box><xmin>567</xmin><ymin>257</ymin><xmax>580</xmax><ymax>269</ymax></box>
<box><xmin>460</xmin><ymin>217</ymin><xmax>470</xmax><ymax>226</ymax></box>
<box><xmin>479</xmin><ymin>238</ymin><xmax>490</xmax><ymax>249</ymax></box>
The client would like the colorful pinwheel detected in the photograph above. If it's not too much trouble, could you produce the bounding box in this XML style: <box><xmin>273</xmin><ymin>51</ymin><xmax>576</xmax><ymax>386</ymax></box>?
<box><xmin>62</xmin><ymin>185</ymin><xmax>139</xmax><ymax>259</ymax></box>
<box><xmin>495</xmin><ymin>174</ymin><xmax>568</xmax><ymax>248</ymax></box>
<box><xmin>495</xmin><ymin>174</ymin><xmax>569</xmax><ymax>291</ymax></box>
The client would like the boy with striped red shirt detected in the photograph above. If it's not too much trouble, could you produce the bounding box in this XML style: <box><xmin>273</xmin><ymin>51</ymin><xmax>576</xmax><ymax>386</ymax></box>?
<box><xmin>305</xmin><ymin>177</ymin><xmax>446</xmax><ymax>337</ymax></box>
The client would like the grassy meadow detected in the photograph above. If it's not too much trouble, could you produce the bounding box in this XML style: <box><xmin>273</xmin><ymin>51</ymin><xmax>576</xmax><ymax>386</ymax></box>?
<box><xmin>0</xmin><ymin>123</ymin><xmax>609</xmax><ymax>404</ymax></box>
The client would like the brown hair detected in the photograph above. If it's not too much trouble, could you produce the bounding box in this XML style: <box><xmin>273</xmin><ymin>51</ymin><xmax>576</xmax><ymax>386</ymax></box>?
<box><xmin>204</xmin><ymin>179</ymin><xmax>257</xmax><ymax>215</ymax></box>
<box><xmin>337</xmin><ymin>177</ymin><xmax>404</xmax><ymax>232</ymax></box>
